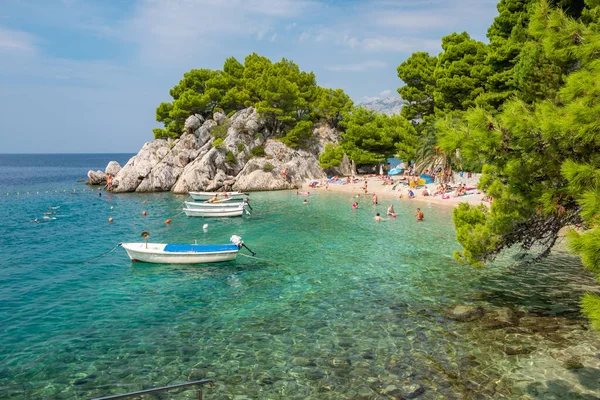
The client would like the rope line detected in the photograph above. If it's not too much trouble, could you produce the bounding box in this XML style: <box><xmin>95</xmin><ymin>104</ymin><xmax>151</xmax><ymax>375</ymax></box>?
<box><xmin>238</xmin><ymin>253</ymin><xmax>283</xmax><ymax>265</ymax></box>
<box><xmin>64</xmin><ymin>244</ymin><xmax>121</xmax><ymax>264</ymax></box>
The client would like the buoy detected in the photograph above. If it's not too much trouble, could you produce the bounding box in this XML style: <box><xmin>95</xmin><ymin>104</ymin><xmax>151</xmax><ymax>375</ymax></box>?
<box><xmin>142</xmin><ymin>200</ymin><xmax>147</xmax><ymax>204</ymax></box>
<box><xmin>165</xmin><ymin>219</ymin><xmax>172</xmax><ymax>224</ymax></box>
<box><xmin>392</xmin><ymin>213</ymin><xmax>397</xmax><ymax>218</ymax></box>
<box><xmin>142</xmin><ymin>210</ymin><xmax>147</xmax><ymax>216</ymax></box>
<box><xmin>203</xmin><ymin>223</ymin><xmax>208</xmax><ymax>232</ymax></box>
<box><xmin>108</xmin><ymin>217</ymin><xmax>113</xmax><ymax>223</ymax></box>
<box><xmin>110</xmin><ymin>206</ymin><xmax>114</xmax><ymax>210</ymax></box>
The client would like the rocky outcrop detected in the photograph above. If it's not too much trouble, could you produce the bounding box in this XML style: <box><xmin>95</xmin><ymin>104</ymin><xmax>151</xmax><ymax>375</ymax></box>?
<box><xmin>105</xmin><ymin>161</ymin><xmax>121</xmax><ymax>176</ymax></box>
<box><xmin>104</xmin><ymin>107</ymin><xmax>337</xmax><ymax>193</ymax></box>
<box><xmin>233</xmin><ymin>140</ymin><xmax>325</xmax><ymax>192</ymax></box>
<box><xmin>110</xmin><ymin>139</ymin><xmax>172</xmax><ymax>193</ymax></box>
<box><xmin>87</xmin><ymin>170</ymin><xmax>106</xmax><ymax>185</ymax></box>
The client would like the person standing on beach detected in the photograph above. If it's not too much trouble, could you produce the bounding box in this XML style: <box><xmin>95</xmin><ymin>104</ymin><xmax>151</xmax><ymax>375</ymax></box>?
<box><xmin>363</xmin><ymin>179</ymin><xmax>368</xmax><ymax>195</ymax></box>
<box><xmin>415</xmin><ymin>208</ymin><xmax>424</xmax><ymax>221</ymax></box>
<box><xmin>372</xmin><ymin>193</ymin><xmax>378</xmax><ymax>205</ymax></box>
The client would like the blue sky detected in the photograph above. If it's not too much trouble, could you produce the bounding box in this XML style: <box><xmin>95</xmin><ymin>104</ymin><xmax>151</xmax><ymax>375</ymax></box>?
<box><xmin>0</xmin><ymin>0</ymin><xmax>499</xmax><ymax>153</ymax></box>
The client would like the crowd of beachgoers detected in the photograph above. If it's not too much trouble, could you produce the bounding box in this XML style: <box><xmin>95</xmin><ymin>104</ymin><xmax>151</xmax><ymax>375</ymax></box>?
<box><xmin>302</xmin><ymin>168</ymin><xmax>487</xmax><ymax>210</ymax></box>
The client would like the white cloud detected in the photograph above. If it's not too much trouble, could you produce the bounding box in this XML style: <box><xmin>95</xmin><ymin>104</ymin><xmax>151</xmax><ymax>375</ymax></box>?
<box><xmin>372</xmin><ymin>12</ymin><xmax>449</xmax><ymax>30</ymax></box>
<box><xmin>269</xmin><ymin>33</ymin><xmax>277</xmax><ymax>42</ymax></box>
<box><xmin>325</xmin><ymin>60</ymin><xmax>387</xmax><ymax>71</ymax></box>
<box><xmin>298</xmin><ymin>31</ymin><xmax>310</xmax><ymax>42</ymax></box>
<box><xmin>360</xmin><ymin>36</ymin><xmax>441</xmax><ymax>53</ymax></box>
<box><xmin>122</xmin><ymin>0</ymin><xmax>318</xmax><ymax>63</ymax></box>
<box><xmin>379</xmin><ymin>89</ymin><xmax>392</xmax><ymax>97</ymax></box>
<box><xmin>0</xmin><ymin>26</ymin><xmax>37</xmax><ymax>54</ymax></box>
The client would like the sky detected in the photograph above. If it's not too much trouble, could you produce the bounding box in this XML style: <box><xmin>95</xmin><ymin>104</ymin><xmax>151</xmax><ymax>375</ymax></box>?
<box><xmin>0</xmin><ymin>0</ymin><xmax>499</xmax><ymax>153</ymax></box>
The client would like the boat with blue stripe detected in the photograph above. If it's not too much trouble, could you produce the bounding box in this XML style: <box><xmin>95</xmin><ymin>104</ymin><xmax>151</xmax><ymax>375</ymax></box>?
<box><xmin>120</xmin><ymin>235</ymin><xmax>252</xmax><ymax>264</ymax></box>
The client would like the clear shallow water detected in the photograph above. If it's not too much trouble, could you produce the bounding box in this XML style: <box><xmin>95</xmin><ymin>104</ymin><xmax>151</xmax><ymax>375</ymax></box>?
<box><xmin>1</xmin><ymin>154</ymin><xmax>600</xmax><ymax>399</ymax></box>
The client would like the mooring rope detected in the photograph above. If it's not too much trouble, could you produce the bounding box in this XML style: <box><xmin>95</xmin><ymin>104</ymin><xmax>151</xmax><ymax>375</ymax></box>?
<box><xmin>64</xmin><ymin>243</ymin><xmax>122</xmax><ymax>264</ymax></box>
<box><xmin>238</xmin><ymin>253</ymin><xmax>283</xmax><ymax>265</ymax></box>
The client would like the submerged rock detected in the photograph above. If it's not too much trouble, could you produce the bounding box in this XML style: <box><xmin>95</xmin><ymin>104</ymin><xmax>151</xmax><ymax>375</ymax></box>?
<box><xmin>380</xmin><ymin>382</ymin><xmax>425</xmax><ymax>399</ymax></box>
<box><xmin>401</xmin><ymin>383</ymin><xmax>426</xmax><ymax>399</ymax></box>
<box><xmin>447</xmin><ymin>305</ymin><xmax>485</xmax><ymax>322</ymax></box>
<box><xmin>481</xmin><ymin>307</ymin><xmax>520</xmax><ymax>329</ymax></box>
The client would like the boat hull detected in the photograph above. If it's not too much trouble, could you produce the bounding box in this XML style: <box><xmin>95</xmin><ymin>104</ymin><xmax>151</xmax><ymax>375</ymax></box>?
<box><xmin>184</xmin><ymin>201</ymin><xmax>246</xmax><ymax>209</ymax></box>
<box><xmin>189</xmin><ymin>192</ymin><xmax>247</xmax><ymax>201</ymax></box>
<box><xmin>183</xmin><ymin>208</ymin><xmax>245</xmax><ymax>217</ymax></box>
<box><xmin>121</xmin><ymin>243</ymin><xmax>239</xmax><ymax>264</ymax></box>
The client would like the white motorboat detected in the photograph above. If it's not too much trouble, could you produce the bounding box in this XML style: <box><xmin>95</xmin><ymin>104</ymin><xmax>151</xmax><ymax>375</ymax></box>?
<box><xmin>189</xmin><ymin>191</ymin><xmax>248</xmax><ymax>201</ymax></box>
<box><xmin>184</xmin><ymin>199</ymin><xmax>249</xmax><ymax>209</ymax></box>
<box><xmin>120</xmin><ymin>235</ymin><xmax>252</xmax><ymax>264</ymax></box>
<box><xmin>182</xmin><ymin>207</ymin><xmax>247</xmax><ymax>217</ymax></box>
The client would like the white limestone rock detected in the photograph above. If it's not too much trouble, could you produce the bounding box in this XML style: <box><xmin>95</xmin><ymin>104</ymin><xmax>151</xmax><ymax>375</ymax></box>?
<box><xmin>87</xmin><ymin>170</ymin><xmax>106</xmax><ymax>185</ymax></box>
<box><xmin>105</xmin><ymin>161</ymin><xmax>121</xmax><ymax>177</ymax></box>
<box><xmin>111</xmin><ymin>139</ymin><xmax>172</xmax><ymax>192</ymax></box>
<box><xmin>184</xmin><ymin>114</ymin><xmax>204</xmax><ymax>134</ymax></box>
<box><xmin>213</xmin><ymin>110</ymin><xmax>227</xmax><ymax>125</ymax></box>
<box><xmin>233</xmin><ymin>139</ymin><xmax>325</xmax><ymax>191</ymax></box>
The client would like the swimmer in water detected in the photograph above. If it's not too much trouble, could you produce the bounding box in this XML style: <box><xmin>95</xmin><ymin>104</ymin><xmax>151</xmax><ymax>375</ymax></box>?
<box><xmin>415</xmin><ymin>208</ymin><xmax>424</xmax><ymax>221</ymax></box>
<box><xmin>374</xmin><ymin>212</ymin><xmax>388</xmax><ymax>222</ymax></box>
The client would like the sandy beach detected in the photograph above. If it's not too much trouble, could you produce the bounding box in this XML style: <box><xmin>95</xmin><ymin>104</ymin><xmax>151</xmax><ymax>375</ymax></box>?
<box><xmin>303</xmin><ymin>173</ymin><xmax>488</xmax><ymax>208</ymax></box>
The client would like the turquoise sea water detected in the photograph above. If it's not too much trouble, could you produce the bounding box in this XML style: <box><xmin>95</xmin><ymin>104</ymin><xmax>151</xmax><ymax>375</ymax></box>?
<box><xmin>1</xmin><ymin>154</ymin><xmax>600</xmax><ymax>399</ymax></box>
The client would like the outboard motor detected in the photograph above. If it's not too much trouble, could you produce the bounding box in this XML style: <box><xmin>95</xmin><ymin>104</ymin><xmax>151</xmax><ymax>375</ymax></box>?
<box><xmin>230</xmin><ymin>235</ymin><xmax>256</xmax><ymax>256</ymax></box>
<box><xmin>230</xmin><ymin>235</ymin><xmax>243</xmax><ymax>248</ymax></box>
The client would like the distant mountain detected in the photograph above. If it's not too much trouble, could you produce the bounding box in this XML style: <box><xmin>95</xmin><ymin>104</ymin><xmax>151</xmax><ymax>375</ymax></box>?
<box><xmin>357</xmin><ymin>96</ymin><xmax>404</xmax><ymax>116</ymax></box>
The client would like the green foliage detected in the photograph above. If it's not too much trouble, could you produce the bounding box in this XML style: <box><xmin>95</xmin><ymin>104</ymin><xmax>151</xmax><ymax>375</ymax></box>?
<box><xmin>225</xmin><ymin>150</ymin><xmax>236</xmax><ymax>165</ymax></box>
<box><xmin>211</xmin><ymin>120</ymin><xmax>230</xmax><ymax>139</ymax></box>
<box><xmin>315</xmin><ymin>88</ymin><xmax>354</xmax><ymax>128</ymax></box>
<box><xmin>453</xmin><ymin>203</ymin><xmax>498</xmax><ymax>267</ymax></box>
<box><xmin>153</xmin><ymin>53</ymin><xmax>348</xmax><ymax>141</ymax></box>
<box><xmin>319</xmin><ymin>143</ymin><xmax>345</xmax><ymax>169</ymax></box>
<box><xmin>153</xmin><ymin>128</ymin><xmax>170</xmax><ymax>139</ymax></box>
<box><xmin>434</xmin><ymin>32</ymin><xmax>490</xmax><ymax>113</ymax></box>
<box><xmin>250</xmin><ymin>145</ymin><xmax>265</xmax><ymax>158</ymax></box>
<box><xmin>262</xmin><ymin>163</ymin><xmax>274</xmax><ymax>172</ymax></box>
<box><xmin>212</xmin><ymin>138</ymin><xmax>225</xmax><ymax>149</ymax></box>
<box><xmin>581</xmin><ymin>293</ymin><xmax>600</xmax><ymax>331</ymax></box>
<box><xmin>397</xmin><ymin>52</ymin><xmax>437</xmax><ymax>120</ymax></box>
<box><xmin>237</xmin><ymin>143</ymin><xmax>246</xmax><ymax>153</ymax></box>
<box><xmin>397</xmin><ymin>0</ymin><xmax>600</xmax><ymax>327</ymax></box>
<box><xmin>280</xmin><ymin>120</ymin><xmax>313</xmax><ymax>149</ymax></box>
<box><xmin>340</xmin><ymin>107</ymin><xmax>418</xmax><ymax>164</ymax></box>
